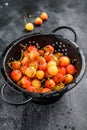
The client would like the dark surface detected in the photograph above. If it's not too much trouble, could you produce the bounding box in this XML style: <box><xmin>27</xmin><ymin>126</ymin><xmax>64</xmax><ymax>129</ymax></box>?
<box><xmin>0</xmin><ymin>0</ymin><xmax>87</xmax><ymax>130</ymax></box>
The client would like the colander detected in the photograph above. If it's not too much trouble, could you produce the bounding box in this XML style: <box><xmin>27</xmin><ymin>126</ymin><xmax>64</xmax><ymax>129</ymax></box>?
<box><xmin>0</xmin><ymin>26</ymin><xmax>86</xmax><ymax>105</ymax></box>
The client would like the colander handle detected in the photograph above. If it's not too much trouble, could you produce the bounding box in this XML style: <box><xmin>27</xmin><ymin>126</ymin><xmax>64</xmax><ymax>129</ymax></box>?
<box><xmin>51</xmin><ymin>26</ymin><xmax>77</xmax><ymax>43</ymax></box>
<box><xmin>0</xmin><ymin>83</ymin><xmax>32</xmax><ymax>106</ymax></box>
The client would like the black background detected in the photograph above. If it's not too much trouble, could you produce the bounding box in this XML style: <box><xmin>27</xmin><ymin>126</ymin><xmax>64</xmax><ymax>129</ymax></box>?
<box><xmin>0</xmin><ymin>0</ymin><xmax>87</xmax><ymax>130</ymax></box>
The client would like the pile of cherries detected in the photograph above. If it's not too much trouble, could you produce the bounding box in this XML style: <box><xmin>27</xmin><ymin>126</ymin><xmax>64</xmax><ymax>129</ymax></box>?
<box><xmin>8</xmin><ymin>44</ymin><xmax>76</xmax><ymax>93</ymax></box>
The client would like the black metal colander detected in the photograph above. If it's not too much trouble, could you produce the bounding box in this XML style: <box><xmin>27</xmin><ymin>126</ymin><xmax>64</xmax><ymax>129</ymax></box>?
<box><xmin>0</xmin><ymin>26</ymin><xmax>86</xmax><ymax>105</ymax></box>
